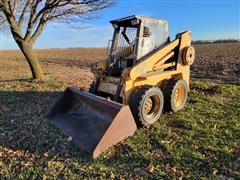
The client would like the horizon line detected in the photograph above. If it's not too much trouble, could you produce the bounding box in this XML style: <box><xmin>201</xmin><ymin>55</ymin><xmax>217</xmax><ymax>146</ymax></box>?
<box><xmin>1</xmin><ymin>39</ymin><xmax>239</xmax><ymax>51</ymax></box>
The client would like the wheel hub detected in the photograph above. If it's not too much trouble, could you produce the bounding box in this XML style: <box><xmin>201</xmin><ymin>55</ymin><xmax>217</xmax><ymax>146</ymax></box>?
<box><xmin>144</xmin><ymin>97</ymin><xmax>153</xmax><ymax>114</ymax></box>
<box><xmin>143</xmin><ymin>95</ymin><xmax>161</xmax><ymax>119</ymax></box>
<box><xmin>174</xmin><ymin>86</ymin><xmax>184</xmax><ymax>106</ymax></box>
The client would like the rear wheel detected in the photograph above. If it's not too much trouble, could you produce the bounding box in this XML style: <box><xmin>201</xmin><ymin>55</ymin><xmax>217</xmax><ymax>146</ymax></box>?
<box><xmin>129</xmin><ymin>87</ymin><xmax>164</xmax><ymax>127</ymax></box>
<box><xmin>89</xmin><ymin>81</ymin><xmax>96</xmax><ymax>93</ymax></box>
<box><xmin>89</xmin><ymin>78</ymin><xmax>100</xmax><ymax>94</ymax></box>
<box><xmin>164</xmin><ymin>79</ymin><xmax>188</xmax><ymax>112</ymax></box>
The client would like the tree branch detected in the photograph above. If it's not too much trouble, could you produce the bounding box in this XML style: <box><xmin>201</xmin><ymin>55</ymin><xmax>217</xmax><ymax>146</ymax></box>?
<box><xmin>1</xmin><ymin>0</ymin><xmax>115</xmax><ymax>43</ymax></box>
<box><xmin>24</xmin><ymin>0</ymin><xmax>40</xmax><ymax>40</ymax></box>
<box><xmin>31</xmin><ymin>19</ymin><xmax>46</xmax><ymax>42</ymax></box>
<box><xmin>17</xmin><ymin>0</ymin><xmax>30</xmax><ymax>27</ymax></box>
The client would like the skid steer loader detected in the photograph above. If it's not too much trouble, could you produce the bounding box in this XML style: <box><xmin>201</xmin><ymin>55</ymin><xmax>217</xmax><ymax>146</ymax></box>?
<box><xmin>46</xmin><ymin>15</ymin><xmax>195</xmax><ymax>158</ymax></box>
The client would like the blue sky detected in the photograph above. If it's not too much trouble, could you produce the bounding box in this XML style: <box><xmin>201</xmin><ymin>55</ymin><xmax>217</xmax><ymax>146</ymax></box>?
<box><xmin>0</xmin><ymin>0</ymin><xmax>239</xmax><ymax>50</ymax></box>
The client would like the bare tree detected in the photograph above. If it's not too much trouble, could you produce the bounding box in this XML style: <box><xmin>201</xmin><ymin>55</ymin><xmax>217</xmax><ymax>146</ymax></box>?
<box><xmin>0</xmin><ymin>0</ymin><xmax>114</xmax><ymax>80</ymax></box>
<box><xmin>0</xmin><ymin>13</ymin><xmax>4</xmax><ymax>24</ymax></box>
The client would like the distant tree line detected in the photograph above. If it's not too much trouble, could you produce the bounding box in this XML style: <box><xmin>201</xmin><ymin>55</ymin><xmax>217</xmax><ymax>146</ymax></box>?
<box><xmin>192</xmin><ymin>39</ymin><xmax>240</xmax><ymax>44</ymax></box>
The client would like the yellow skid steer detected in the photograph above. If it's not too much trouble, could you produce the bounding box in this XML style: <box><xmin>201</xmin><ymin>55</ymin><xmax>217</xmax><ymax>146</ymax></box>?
<box><xmin>46</xmin><ymin>15</ymin><xmax>195</xmax><ymax>158</ymax></box>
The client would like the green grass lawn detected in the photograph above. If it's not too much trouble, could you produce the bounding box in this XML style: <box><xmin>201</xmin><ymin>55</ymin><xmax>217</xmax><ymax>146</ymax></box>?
<box><xmin>0</xmin><ymin>80</ymin><xmax>239</xmax><ymax>179</ymax></box>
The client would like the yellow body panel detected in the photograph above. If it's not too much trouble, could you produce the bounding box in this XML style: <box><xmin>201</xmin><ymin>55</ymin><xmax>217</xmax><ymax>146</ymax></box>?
<box><xmin>97</xmin><ymin>31</ymin><xmax>193</xmax><ymax>105</ymax></box>
<box><xmin>122</xmin><ymin>31</ymin><xmax>192</xmax><ymax>104</ymax></box>
<box><xmin>129</xmin><ymin>39</ymin><xmax>180</xmax><ymax>80</ymax></box>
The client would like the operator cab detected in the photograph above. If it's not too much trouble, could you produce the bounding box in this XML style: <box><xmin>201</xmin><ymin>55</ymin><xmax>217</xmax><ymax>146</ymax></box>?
<box><xmin>108</xmin><ymin>15</ymin><xmax>170</xmax><ymax>76</ymax></box>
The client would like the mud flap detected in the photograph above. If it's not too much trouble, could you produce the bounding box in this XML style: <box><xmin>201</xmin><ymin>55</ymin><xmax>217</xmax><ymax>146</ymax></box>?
<box><xmin>46</xmin><ymin>87</ymin><xmax>137</xmax><ymax>158</ymax></box>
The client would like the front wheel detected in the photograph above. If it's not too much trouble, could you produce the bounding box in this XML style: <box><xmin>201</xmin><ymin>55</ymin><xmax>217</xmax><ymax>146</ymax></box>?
<box><xmin>129</xmin><ymin>87</ymin><xmax>164</xmax><ymax>127</ymax></box>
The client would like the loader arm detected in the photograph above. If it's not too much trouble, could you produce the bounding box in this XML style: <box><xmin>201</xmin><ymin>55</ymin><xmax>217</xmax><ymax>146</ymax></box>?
<box><xmin>129</xmin><ymin>31</ymin><xmax>192</xmax><ymax>80</ymax></box>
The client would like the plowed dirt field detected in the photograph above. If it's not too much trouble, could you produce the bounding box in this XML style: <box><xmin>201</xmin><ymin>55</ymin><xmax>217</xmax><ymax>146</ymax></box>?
<box><xmin>1</xmin><ymin>43</ymin><xmax>239</xmax><ymax>84</ymax></box>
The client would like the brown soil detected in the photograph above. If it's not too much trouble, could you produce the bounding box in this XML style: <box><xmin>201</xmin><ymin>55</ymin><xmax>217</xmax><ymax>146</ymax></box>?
<box><xmin>192</xmin><ymin>43</ymin><xmax>240</xmax><ymax>83</ymax></box>
<box><xmin>0</xmin><ymin>43</ymin><xmax>239</xmax><ymax>85</ymax></box>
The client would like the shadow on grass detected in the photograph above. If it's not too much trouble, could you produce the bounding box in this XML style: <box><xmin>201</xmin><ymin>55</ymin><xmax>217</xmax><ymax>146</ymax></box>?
<box><xmin>0</xmin><ymin>90</ymin><xmax>148</xmax><ymax>165</ymax></box>
<box><xmin>0</xmin><ymin>90</ymin><xmax>158</xmax><ymax>178</ymax></box>
<box><xmin>0</xmin><ymin>87</ymin><xmax>239</xmax><ymax>178</ymax></box>
<box><xmin>0</xmin><ymin>90</ymin><xmax>95</xmax><ymax>161</ymax></box>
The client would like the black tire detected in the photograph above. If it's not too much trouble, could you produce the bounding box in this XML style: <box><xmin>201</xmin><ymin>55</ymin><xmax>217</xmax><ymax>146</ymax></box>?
<box><xmin>89</xmin><ymin>77</ymin><xmax>100</xmax><ymax>94</ymax></box>
<box><xmin>164</xmin><ymin>79</ymin><xmax>188</xmax><ymax>112</ymax></box>
<box><xmin>129</xmin><ymin>86</ymin><xmax>164</xmax><ymax>127</ymax></box>
<box><xmin>89</xmin><ymin>81</ymin><xmax>96</xmax><ymax>93</ymax></box>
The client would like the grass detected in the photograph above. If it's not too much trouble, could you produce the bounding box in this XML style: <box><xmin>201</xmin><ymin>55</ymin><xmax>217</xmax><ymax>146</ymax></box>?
<box><xmin>0</xmin><ymin>79</ymin><xmax>240</xmax><ymax>179</ymax></box>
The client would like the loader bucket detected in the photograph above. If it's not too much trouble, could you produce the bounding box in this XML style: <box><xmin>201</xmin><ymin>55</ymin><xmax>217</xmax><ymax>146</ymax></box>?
<box><xmin>46</xmin><ymin>87</ymin><xmax>137</xmax><ymax>158</ymax></box>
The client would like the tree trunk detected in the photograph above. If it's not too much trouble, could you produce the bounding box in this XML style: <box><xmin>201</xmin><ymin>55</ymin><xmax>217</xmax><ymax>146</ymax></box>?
<box><xmin>17</xmin><ymin>42</ymin><xmax>44</xmax><ymax>80</ymax></box>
